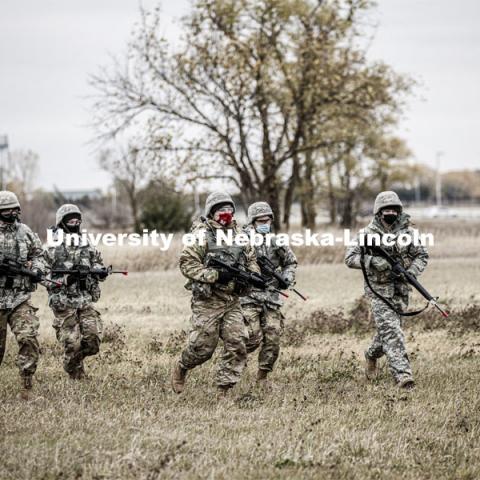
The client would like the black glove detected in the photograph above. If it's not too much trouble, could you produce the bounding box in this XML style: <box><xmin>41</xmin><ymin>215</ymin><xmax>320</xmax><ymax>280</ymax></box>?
<box><xmin>276</xmin><ymin>276</ymin><xmax>289</xmax><ymax>290</ymax></box>
<box><xmin>65</xmin><ymin>274</ymin><xmax>77</xmax><ymax>286</ymax></box>
<box><xmin>217</xmin><ymin>270</ymin><xmax>235</xmax><ymax>284</ymax></box>
<box><xmin>30</xmin><ymin>270</ymin><xmax>43</xmax><ymax>283</ymax></box>
<box><xmin>95</xmin><ymin>268</ymin><xmax>109</xmax><ymax>280</ymax></box>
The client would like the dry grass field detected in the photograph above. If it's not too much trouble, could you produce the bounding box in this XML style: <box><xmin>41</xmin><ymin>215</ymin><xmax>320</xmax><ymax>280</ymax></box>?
<box><xmin>1</xmin><ymin>222</ymin><xmax>480</xmax><ymax>479</ymax></box>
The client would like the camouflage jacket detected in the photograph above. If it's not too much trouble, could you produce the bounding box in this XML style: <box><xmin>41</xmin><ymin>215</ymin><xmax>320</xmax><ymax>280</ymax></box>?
<box><xmin>240</xmin><ymin>225</ymin><xmax>297</xmax><ymax>309</ymax></box>
<box><xmin>43</xmin><ymin>230</ymin><xmax>105</xmax><ymax>309</ymax></box>
<box><xmin>179</xmin><ymin>218</ymin><xmax>260</xmax><ymax>302</ymax></box>
<box><xmin>345</xmin><ymin>213</ymin><xmax>429</xmax><ymax>299</ymax></box>
<box><xmin>0</xmin><ymin>221</ymin><xmax>45</xmax><ymax>310</ymax></box>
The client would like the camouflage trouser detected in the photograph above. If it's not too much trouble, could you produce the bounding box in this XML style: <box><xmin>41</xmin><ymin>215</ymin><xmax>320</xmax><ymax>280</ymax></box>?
<box><xmin>366</xmin><ymin>295</ymin><xmax>413</xmax><ymax>383</ymax></box>
<box><xmin>243</xmin><ymin>305</ymin><xmax>284</xmax><ymax>372</ymax></box>
<box><xmin>0</xmin><ymin>301</ymin><xmax>40</xmax><ymax>376</ymax></box>
<box><xmin>179</xmin><ymin>297</ymin><xmax>248</xmax><ymax>387</ymax></box>
<box><xmin>52</xmin><ymin>305</ymin><xmax>103</xmax><ymax>375</ymax></box>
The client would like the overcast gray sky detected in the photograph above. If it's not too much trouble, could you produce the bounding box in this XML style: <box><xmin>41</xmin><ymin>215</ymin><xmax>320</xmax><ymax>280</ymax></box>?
<box><xmin>1</xmin><ymin>0</ymin><xmax>479</xmax><ymax>191</ymax></box>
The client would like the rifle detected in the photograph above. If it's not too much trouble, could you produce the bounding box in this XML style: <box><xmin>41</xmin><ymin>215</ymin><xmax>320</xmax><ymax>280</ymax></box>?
<box><xmin>256</xmin><ymin>255</ymin><xmax>307</xmax><ymax>301</ymax></box>
<box><xmin>0</xmin><ymin>253</ymin><xmax>61</xmax><ymax>287</ymax></box>
<box><xmin>0</xmin><ymin>253</ymin><xmax>62</xmax><ymax>366</ymax></box>
<box><xmin>206</xmin><ymin>257</ymin><xmax>288</xmax><ymax>298</ymax></box>
<box><xmin>51</xmin><ymin>264</ymin><xmax>128</xmax><ymax>278</ymax></box>
<box><xmin>362</xmin><ymin>244</ymin><xmax>448</xmax><ymax>318</ymax></box>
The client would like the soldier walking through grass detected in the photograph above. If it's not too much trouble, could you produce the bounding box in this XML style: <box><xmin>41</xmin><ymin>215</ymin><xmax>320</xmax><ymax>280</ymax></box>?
<box><xmin>241</xmin><ymin>202</ymin><xmax>297</xmax><ymax>384</ymax></box>
<box><xmin>0</xmin><ymin>191</ymin><xmax>46</xmax><ymax>398</ymax></box>
<box><xmin>43</xmin><ymin>204</ymin><xmax>108</xmax><ymax>379</ymax></box>
<box><xmin>172</xmin><ymin>191</ymin><xmax>261</xmax><ymax>396</ymax></box>
<box><xmin>345</xmin><ymin>191</ymin><xmax>428</xmax><ymax>388</ymax></box>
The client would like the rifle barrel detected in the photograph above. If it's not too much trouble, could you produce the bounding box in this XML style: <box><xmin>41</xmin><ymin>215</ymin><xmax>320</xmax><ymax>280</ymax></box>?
<box><xmin>292</xmin><ymin>288</ymin><xmax>307</xmax><ymax>301</ymax></box>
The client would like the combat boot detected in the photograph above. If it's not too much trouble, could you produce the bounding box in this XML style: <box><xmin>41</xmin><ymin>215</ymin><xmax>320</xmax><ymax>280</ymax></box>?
<box><xmin>23</xmin><ymin>374</ymin><xmax>33</xmax><ymax>390</ymax></box>
<box><xmin>398</xmin><ymin>378</ymin><xmax>415</xmax><ymax>390</ymax></box>
<box><xmin>69</xmin><ymin>365</ymin><xmax>86</xmax><ymax>380</ymax></box>
<box><xmin>364</xmin><ymin>353</ymin><xmax>378</xmax><ymax>381</ymax></box>
<box><xmin>257</xmin><ymin>369</ymin><xmax>269</xmax><ymax>383</ymax></box>
<box><xmin>20</xmin><ymin>374</ymin><xmax>33</xmax><ymax>400</ymax></box>
<box><xmin>217</xmin><ymin>385</ymin><xmax>232</xmax><ymax>400</ymax></box>
<box><xmin>76</xmin><ymin>365</ymin><xmax>86</xmax><ymax>380</ymax></box>
<box><xmin>171</xmin><ymin>362</ymin><xmax>187</xmax><ymax>394</ymax></box>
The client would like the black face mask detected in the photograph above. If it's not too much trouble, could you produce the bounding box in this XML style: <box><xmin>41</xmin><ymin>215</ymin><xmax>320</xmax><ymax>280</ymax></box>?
<box><xmin>0</xmin><ymin>210</ymin><xmax>19</xmax><ymax>224</ymax></box>
<box><xmin>61</xmin><ymin>213</ymin><xmax>82</xmax><ymax>233</ymax></box>
<box><xmin>62</xmin><ymin>222</ymin><xmax>80</xmax><ymax>234</ymax></box>
<box><xmin>382</xmin><ymin>213</ymin><xmax>398</xmax><ymax>225</ymax></box>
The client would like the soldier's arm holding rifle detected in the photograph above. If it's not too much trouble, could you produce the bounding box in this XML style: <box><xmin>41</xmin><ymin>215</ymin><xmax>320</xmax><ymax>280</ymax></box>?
<box><xmin>26</xmin><ymin>230</ymin><xmax>46</xmax><ymax>281</ymax></box>
<box><xmin>280</xmin><ymin>246</ymin><xmax>297</xmax><ymax>288</ymax></box>
<box><xmin>90</xmin><ymin>248</ymin><xmax>109</xmax><ymax>281</ymax></box>
<box><xmin>244</xmin><ymin>243</ymin><xmax>261</xmax><ymax>275</ymax></box>
<box><xmin>404</xmin><ymin>229</ymin><xmax>429</xmax><ymax>278</ymax></box>
<box><xmin>178</xmin><ymin>228</ymin><xmax>219</xmax><ymax>284</ymax></box>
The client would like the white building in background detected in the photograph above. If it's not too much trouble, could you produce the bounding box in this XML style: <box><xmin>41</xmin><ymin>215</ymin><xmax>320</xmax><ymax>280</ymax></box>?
<box><xmin>56</xmin><ymin>189</ymin><xmax>103</xmax><ymax>201</ymax></box>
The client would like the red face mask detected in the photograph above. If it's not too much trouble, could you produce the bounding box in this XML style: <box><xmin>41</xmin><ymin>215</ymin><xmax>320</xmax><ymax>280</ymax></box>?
<box><xmin>217</xmin><ymin>212</ymin><xmax>233</xmax><ymax>226</ymax></box>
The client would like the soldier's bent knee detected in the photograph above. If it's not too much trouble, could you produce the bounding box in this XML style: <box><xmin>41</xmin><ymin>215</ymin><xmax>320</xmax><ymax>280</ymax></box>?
<box><xmin>227</xmin><ymin>339</ymin><xmax>247</xmax><ymax>358</ymax></box>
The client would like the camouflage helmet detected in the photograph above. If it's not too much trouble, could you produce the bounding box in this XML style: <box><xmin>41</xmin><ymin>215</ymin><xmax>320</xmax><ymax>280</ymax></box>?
<box><xmin>247</xmin><ymin>201</ymin><xmax>274</xmax><ymax>224</ymax></box>
<box><xmin>373</xmin><ymin>191</ymin><xmax>403</xmax><ymax>215</ymax></box>
<box><xmin>56</xmin><ymin>204</ymin><xmax>82</xmax><ymax>226</ymax></box>
<box><xmin>204</xmin><ymin>191</ymin><xmax>235</xmax><ymax>218</ymax></box>
<box><xmin>0</xmin><ymin>191</ymin><xmax>20</xmax><ymax>210</ymax></box>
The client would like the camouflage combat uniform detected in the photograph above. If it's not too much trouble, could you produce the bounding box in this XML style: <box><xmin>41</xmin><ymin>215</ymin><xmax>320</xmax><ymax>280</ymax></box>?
<box><xmin>0</xmin><ymin>193</ymin><xmax>45</xmax><ymax>381</ymax></box>
<box><xmin>177</xmin><ymin>194</ymin><xmax>260</xmax><ymax>389</ymax></box>
<box><xmin>241</xmin><ymin>203</ymin><xmax>297</xmax><ymax>373</ymax></box>
<box><xmin>43</xmin><ymin>204</ymin><xmax>105</xmax><ymax>377</ymax></box>
<box><xmin>345</xmin><ymin>192</ymin><xmax>428</xmax><ymax>384</ymax></box>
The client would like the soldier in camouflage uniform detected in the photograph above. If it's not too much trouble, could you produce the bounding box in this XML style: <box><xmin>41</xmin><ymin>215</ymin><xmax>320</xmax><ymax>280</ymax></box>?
<box><xmin>345</xmin><ymin>191</ymin><xmax>428</xmax><ymax>388</ymax></box>
<box><xmin>171</xmin><ymin>192</ymin><xmax>260</xmax><ymax>396</ymax></box>
<box><xmin>241</xmin><ymin>202</ymin><xmax>297</xmax><ymax>383</ymax></box>
<box><xmin>43</xmin><ymin>204</ymin><xmax>108</xmax><ymax>379</ymax></box>
<box><xmin>0</xmin><ymin>191</ymin><xmax>45</xmax><ymax>396</ymax></box>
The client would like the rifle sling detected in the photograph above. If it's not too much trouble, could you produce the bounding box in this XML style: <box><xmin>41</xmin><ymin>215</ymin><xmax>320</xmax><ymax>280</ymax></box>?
<box><xmin>360</xmin><ymin>248</ymin><xmax>428</xmax><ymax>317</ymax></box>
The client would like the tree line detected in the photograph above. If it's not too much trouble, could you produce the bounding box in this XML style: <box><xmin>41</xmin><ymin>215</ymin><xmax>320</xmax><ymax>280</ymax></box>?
<box><xmin>91</xmin><ymin>0</ymin><xmax>415</xmax><ymax>230</ymax></box>
<box><xmin>7</xmin><ymin>1</ymin><xmax>480</xmax><ymax>235</ymax></box>
<box><xmin>3</xmin><ymin>147</ymin><xmax>480</xmax><ymax>237</ymax></box>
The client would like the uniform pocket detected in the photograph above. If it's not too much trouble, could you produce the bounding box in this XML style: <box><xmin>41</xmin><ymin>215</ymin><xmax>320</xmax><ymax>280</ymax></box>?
<box><xmin>53</xmin><ymin>309</ymin><xmax>78</xmax><ymax>330</ymax></box>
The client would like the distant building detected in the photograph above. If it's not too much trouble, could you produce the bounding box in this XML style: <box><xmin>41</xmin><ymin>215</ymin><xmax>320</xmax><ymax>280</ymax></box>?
<box><xmin>56</xmin><ymin>189</ymin><xmax>103</xmax><ymax>202</ymax></box>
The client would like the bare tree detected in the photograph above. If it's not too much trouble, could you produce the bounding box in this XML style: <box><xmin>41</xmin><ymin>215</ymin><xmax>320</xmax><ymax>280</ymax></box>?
<box><xmin>91</xmin><ymin>0</ymin><xmax>413</xmax><ymax>230</ymax></box>
<box><xmin>8</xmin><ymin>149</ymin><xmax>40</xmax><ymax>202</ymax></box>
<box><xmin>98</xmin><ymin>145</ymin><xmax>160</xmax><ymax>232</ymax></box>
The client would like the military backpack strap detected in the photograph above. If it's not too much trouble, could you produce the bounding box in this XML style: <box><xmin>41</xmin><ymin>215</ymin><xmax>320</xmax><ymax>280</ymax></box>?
<box><xmin>360</xmin><ymin>247</ymin><xmax>428</xmax><ymax>317</ymax></box>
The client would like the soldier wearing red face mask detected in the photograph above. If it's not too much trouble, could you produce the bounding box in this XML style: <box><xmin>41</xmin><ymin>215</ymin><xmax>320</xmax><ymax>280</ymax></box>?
<box><xmin>172</xmin><ymin>191</ymin><xmax>261</xmax><ymax>397</ymax></box>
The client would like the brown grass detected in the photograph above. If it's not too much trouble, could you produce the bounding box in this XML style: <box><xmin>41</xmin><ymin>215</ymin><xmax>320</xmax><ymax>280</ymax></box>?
<box><xmin>0</xmin><ymin>227</ymin><xmax>479</xmax><ymax>479</ymax></box>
